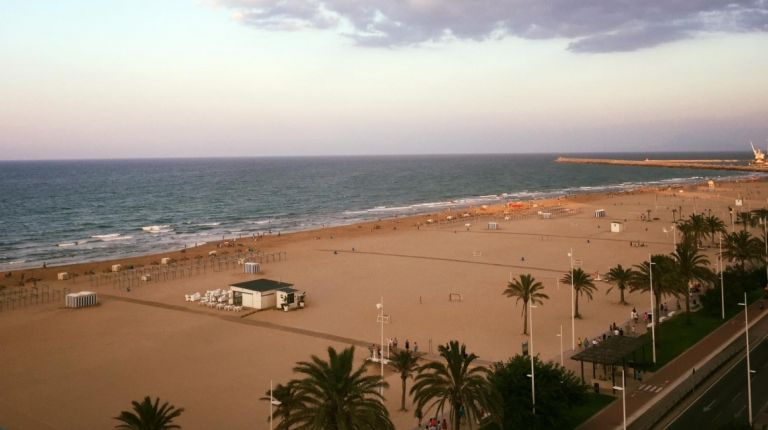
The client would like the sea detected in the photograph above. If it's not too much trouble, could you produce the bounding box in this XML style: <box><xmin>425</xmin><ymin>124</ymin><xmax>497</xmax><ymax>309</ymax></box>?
<box><xmin>0</xmin><ymin>152</ymin><xmax>761</xmax><ymax>271</ymax></box>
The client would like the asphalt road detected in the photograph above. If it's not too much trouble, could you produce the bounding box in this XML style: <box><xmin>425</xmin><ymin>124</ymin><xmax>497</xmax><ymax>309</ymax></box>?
<box><xmin>667</xmin><ymin>338</ymin><xmax>768</xmax><ymax>429</ymax></box>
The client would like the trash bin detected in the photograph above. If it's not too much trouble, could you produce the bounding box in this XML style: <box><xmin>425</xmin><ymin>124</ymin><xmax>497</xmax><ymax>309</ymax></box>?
<box><xmin>522</xmin><ymin>341</ymin><xmax>529</xmax><ymax>357</ymax></box>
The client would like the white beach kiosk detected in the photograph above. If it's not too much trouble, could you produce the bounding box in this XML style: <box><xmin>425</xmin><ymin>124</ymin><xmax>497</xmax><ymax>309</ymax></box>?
<box><xmin>228</xmin><ymin>279</ymin><xmax>306</xmax><ymax>311</ymax></box>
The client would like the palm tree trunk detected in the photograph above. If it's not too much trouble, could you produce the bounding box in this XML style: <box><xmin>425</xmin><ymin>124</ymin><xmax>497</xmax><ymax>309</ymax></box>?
<box><xmin>400</xmin><ymin>377</ymin><xmax>406</xmax><ymax>411</ymax></box>
<box><xmin>523</xmin><ymin>302</ymin><xmax>529</xmax><ymax>335</ymax></box>
<box><xmin>620</xmin><ymin>287</ymin><xmax>626</xmax><ymax>305</ymax></box>
<box><xmin>575</xmin><ymin>293</ymin><xmax>581</xmax><ymax>318</ymax></box>
<box><xmin>453</xmin><ymin>406</ymin><xmax>461</xmax><ymax>430</ymax></box>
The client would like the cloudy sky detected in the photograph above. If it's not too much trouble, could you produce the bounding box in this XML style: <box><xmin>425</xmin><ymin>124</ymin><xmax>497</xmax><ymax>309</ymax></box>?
<box><xmin>1</xmin><ymin>0</ymin><xmax>767</xmax><ymax>159</ymax></box>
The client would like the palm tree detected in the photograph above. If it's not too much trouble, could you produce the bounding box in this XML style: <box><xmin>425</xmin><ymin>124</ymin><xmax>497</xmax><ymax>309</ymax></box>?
<box><xmin>671</xmin><ymin>241</ymin><xmax>714</xmax><ymax>322</ymax></box>
<box><xmin>705</xmin><ymin>214</ymin><xmax>726</xmax><ymax>246</ymax></box>
<box><xmin>389</xmin><ymin>349</ymin><xmax>423</xmax><ymax>411</ymax></box>
<box><xmin>113</xmin><ymin>396</ymin><xmax>184</xmax><ymax>430</ymax></box>
<box><xmin>261</xmin><ymin>381</ymin><xmax>304</xmax><ymax>429</ymax></box>
<box><xmin>737</xmin><ymin>211</ymin><xmax>758</xmax><ymax>231</ymax></box>
<box><xmin>280</xmin><ymin>346</ymin><xmax>393</xmax><ymax>430</ymax></box>
<box><xmin>723</xmin><ymin>231</ymin><xmax>763</xmax><ymax>271</ymax></box>
<box><xmin>630</xmin><ymin>255</ymin><xmax>682</xmax><ymax>331</ymax></box>
<box><xmin>560</xmin><ymin>268</ymin><xmax>596</xmax><ymax>319</ymax></box>
<box><xmin>604</xmin><ymin>264</ymin><xmax>634</xmax><ymax>305</ymax></box>
<box><xmin>686</xmin><ymin>214</ymin><xmax>708</xmax><ymax>247</ymax></box>
<box><xmin>503</xmin><ymin>273</ymin><xmax>549</xmax><ymax>335</ymax></box>
<box><xmin>411</xmin><ymin>341</ymin><xmax>502</xmax><ymax>430</ymax></box>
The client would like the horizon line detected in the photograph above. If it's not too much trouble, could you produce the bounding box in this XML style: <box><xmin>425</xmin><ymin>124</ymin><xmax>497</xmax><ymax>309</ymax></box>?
<box><xmin>0</xmin><ymin>149</ymin><xmax>752</xmax><ymax>162</ymax></box>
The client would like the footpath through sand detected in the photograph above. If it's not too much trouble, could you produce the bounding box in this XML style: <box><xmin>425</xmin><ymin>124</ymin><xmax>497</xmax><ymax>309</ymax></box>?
<box><xmin>579</xmin><ymin>301</ymin><xmax>768</xmax><ymax>430</ymax></box>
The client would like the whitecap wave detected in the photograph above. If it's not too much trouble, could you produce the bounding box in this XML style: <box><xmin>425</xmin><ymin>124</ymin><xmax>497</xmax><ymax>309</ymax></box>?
<box><xmin>101</xmin><ymin>235</ymin><xmax>133</xmax><ymax>241</ymax></box>
<box><xmin>57</xmin><ymin>242</ymin><xmax>76</xmax><ymax>247</ymax></box>
<box><xmin>91</xmin><ymin>233</ymin><xmax>121</xmax><ymax>239</ymax></box>
<box><xmin>142</xmin><ymin>225</ymin><xmax>171</xmax><ymax>232</ymax></box>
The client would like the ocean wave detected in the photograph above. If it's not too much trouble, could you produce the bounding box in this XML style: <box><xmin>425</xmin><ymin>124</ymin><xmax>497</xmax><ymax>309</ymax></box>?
<box><xmin>247</xmin><ymin>220</ymin><xmax>272</xmax><ymax>225</ymax></box>
<box><xmin>92</xmin><ymin>233</ymin><xmax>121</xmax><ymax>239</ymax></box>
<box><xmin>101</xmin><ymin>235</ymin><xmax>133</xmax><ymax>241</ymax></box>
<box><xmin>57</xmin><ymin>242</ymin><xmax>77</xmax><ymax>247</ymax></box>
<box><xmin>142</xmin><ymin>225</ymin><xmax>172</xmax><ymax>233</ymax></box>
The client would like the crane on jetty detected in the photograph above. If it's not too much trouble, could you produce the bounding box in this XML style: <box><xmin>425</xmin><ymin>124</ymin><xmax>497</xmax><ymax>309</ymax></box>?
<box><xmin>750</xmin><ymin>141</ymin><xmax>766</xmax><ymax>165</ymax></box>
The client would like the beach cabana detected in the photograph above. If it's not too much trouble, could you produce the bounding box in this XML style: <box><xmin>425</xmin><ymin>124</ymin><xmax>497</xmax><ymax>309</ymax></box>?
<box><xmin>594</xmin><ymin>209</ymin><xmax>606</xmax><ymax>218</ymax></box>
<box><xmin>229</xmin><ymin>279</ymin><xmax>293</xmax><ymax>310</ymax></box>
<box><xmin>57</xmin><ymin>272</ymin><xmax>71</xmax><ymax>281</ymax></box>
<box><xmin>487</xmin><ymin>222</ymin><xmax>498</xmax><ymax>230</ymax></box>
<box><xmin>66</xmin><ymin>291</ymin><xmax>98</xmax><ymax>308</ymax></box>
<box><xmin>111</xmin><ymin>264</ymin><xmax>122</xmax><ymax>272</ymax></box>
<box><xmin>610</xmin><ymin>221</ymin><xmax>624</xmax><ymax>233</ymax></box>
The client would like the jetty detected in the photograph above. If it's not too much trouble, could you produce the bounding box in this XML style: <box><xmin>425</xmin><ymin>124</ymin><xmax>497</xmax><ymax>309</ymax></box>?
<box><xmin>555</xmin><ymin>157</ymin><xmax>768</xmax><ymax>173</ymax></box>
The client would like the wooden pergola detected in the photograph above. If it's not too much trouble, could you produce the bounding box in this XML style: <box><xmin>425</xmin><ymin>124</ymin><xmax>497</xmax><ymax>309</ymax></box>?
<box><xmin>571</xmin><ymin>335</ymin><xmax>647</xmax><ymax>390</ymax></box>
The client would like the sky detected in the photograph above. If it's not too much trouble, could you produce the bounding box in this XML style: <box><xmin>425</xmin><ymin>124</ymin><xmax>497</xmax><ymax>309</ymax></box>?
<box><xmin>1</xmin><ymin>0</ymin><xmax>767</xmax><ymax>159</ymax></box>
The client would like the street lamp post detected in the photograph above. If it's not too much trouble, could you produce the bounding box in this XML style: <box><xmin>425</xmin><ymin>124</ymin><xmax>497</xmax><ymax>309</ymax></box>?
<box><xmin>557</xmin><ymin>324</ymin><xmax>563</xmax><ymax>367</ymax></box>
<box><xmin>719</xmin><ymin>233</ymin><xmax>725</xmax><ymax>320</ymax></box>
<box><xmin>763</xmin><ymin>217</ymin><xmax>768</xmax><ymax>279</ymax></box>
<box><xmin>672</xmin><ymin>224</ymin><xmax>677</xmax><ymax>248</ymax></box>
<box><xmin>738</xmin><ymin>292</ymin><xmax>754</xmax><ymax>427</ymax></box>
<box><xmin>376</xmin><ymin>298</ymin><xmax>385</xmax><ymax>395</ymax></box>
<box><xmin>269</xmin><ymin>380</ymin><xmax>281</xmax><ymax>430</ymax></box>
<box><xmin>649</xmin><ymin>255</ymin><xmax>657</xmax><ymax>364</ymax></box>
<box><xmin>612</xmin><ymin>369</ymin><xmax>626</xmax><ymax>430</ymax></box>
<box><xmin>528</xmin><ymin>302</ymin><xmax>537</xmax><ymax>415</ymax></box>
<box><xmin>568</xmin><ymin>248</ymin><xmax>575</xmax><ymax>350</ymax></box>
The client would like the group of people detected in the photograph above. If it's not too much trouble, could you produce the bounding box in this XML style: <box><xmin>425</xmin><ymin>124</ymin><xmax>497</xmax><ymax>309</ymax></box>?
<box><xmin>368</xmin><ymin>337</ymin><xmax>420</xmax><ymax>361</ymax></box>
<box><xmin>578</xmin><ymin>321</ymin><xmax>629</xmax><ymax>350</ymax></box>
<box><xmin>423</xmin><ymin>417</ymin><xmax>448</xmax><ymax>430</ymax></box>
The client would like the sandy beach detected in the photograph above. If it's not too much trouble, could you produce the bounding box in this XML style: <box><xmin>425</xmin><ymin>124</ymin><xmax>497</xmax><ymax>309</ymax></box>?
<box><xmin>1</xmin><ymin>177</ymin><xmax>766</xmax><ymax>429</ymax></box>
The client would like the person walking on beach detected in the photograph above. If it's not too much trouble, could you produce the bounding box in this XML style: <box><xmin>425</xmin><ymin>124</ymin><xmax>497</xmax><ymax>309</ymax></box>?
<box><xmin>414</xmin><ymin>341</ymin><xmax>419</xmax><ymax>353</ymax></box>
<box><xmin>405</xmin><ymin>339</ymin><xmax>410</xmax><ymax>351</ymax></box>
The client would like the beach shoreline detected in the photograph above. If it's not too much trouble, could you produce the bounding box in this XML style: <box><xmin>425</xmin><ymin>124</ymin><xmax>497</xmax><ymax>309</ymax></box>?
<box><xmin>2</xmin><ymin>174</ymin><xmax>764</xmax><ymax>287</ymax></box>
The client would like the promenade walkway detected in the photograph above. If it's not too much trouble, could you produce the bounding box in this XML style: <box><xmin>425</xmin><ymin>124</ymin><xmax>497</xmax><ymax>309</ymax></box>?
<box><xmin>579</xmin><ymin>300</ymin><xmax>768</xmax><ymax>430</ymax></box>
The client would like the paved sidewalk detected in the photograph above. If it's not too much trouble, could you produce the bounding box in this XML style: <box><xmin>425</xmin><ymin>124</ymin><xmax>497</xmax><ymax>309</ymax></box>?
<box><xmin>579</xmin><ymin>301</ymin><xmax>768</xmax><ymax>430</ymax></box>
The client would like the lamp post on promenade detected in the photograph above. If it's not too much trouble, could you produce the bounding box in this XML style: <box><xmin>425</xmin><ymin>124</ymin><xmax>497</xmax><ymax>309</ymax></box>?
<box><xmin>527</xmin><ymin>302</ymin><xmax>537</xmax><ymax>415</ymax></box>
<box><xmin>376</xmin><ymin>297</ymin><xmax>387</xmax><ymax>395</ymax></box>
<box><xmin>719</xmin><ymin>233</ymin><xmax>725</xmax><ymax>320</ymax></box>
<box><xmin>568</xmin><ymin>248</ymin><xmax>575</xmax><ymax>350</ymax></box>
<box><xmin>649</xmin><ymin>254</ymin><xmax>657</xmax><ymax>364</ymax></box>
<box><xmin>763</xmin><ymin>217</ymin><xmax>768</xmax><ymax>279</ymax></box>
<box><xmin>269</xmin><ymin>380</ymin><xmax>281</xmax><ymax>430</ymax></box>
<box><xmin>612</xmin><ymin>369</ymin><xmax>626</xmax><ymax>430</ymax></box>
<box><xmin>738</xmin><ymin>292</ymin><xmax>754</xmax><ymax>427</ymax></box>
<box><xmin>557</xmin><ymin>324</ymin><xmax>563</xmax><ymax>367</ymax></box>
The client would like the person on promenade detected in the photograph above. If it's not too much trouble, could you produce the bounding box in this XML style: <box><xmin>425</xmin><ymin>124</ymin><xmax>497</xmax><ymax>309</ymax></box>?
<box><xmin>441</xmin><ymin>418</ymin><xmax>448</xmax><ymax>429</ymax></box>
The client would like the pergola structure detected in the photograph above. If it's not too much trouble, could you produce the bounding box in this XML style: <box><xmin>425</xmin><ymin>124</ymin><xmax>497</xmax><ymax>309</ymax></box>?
<box><xmin>571</xmin><ymin>335</ymin><xmax>647</xmax><ymax>390</ymax></box>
